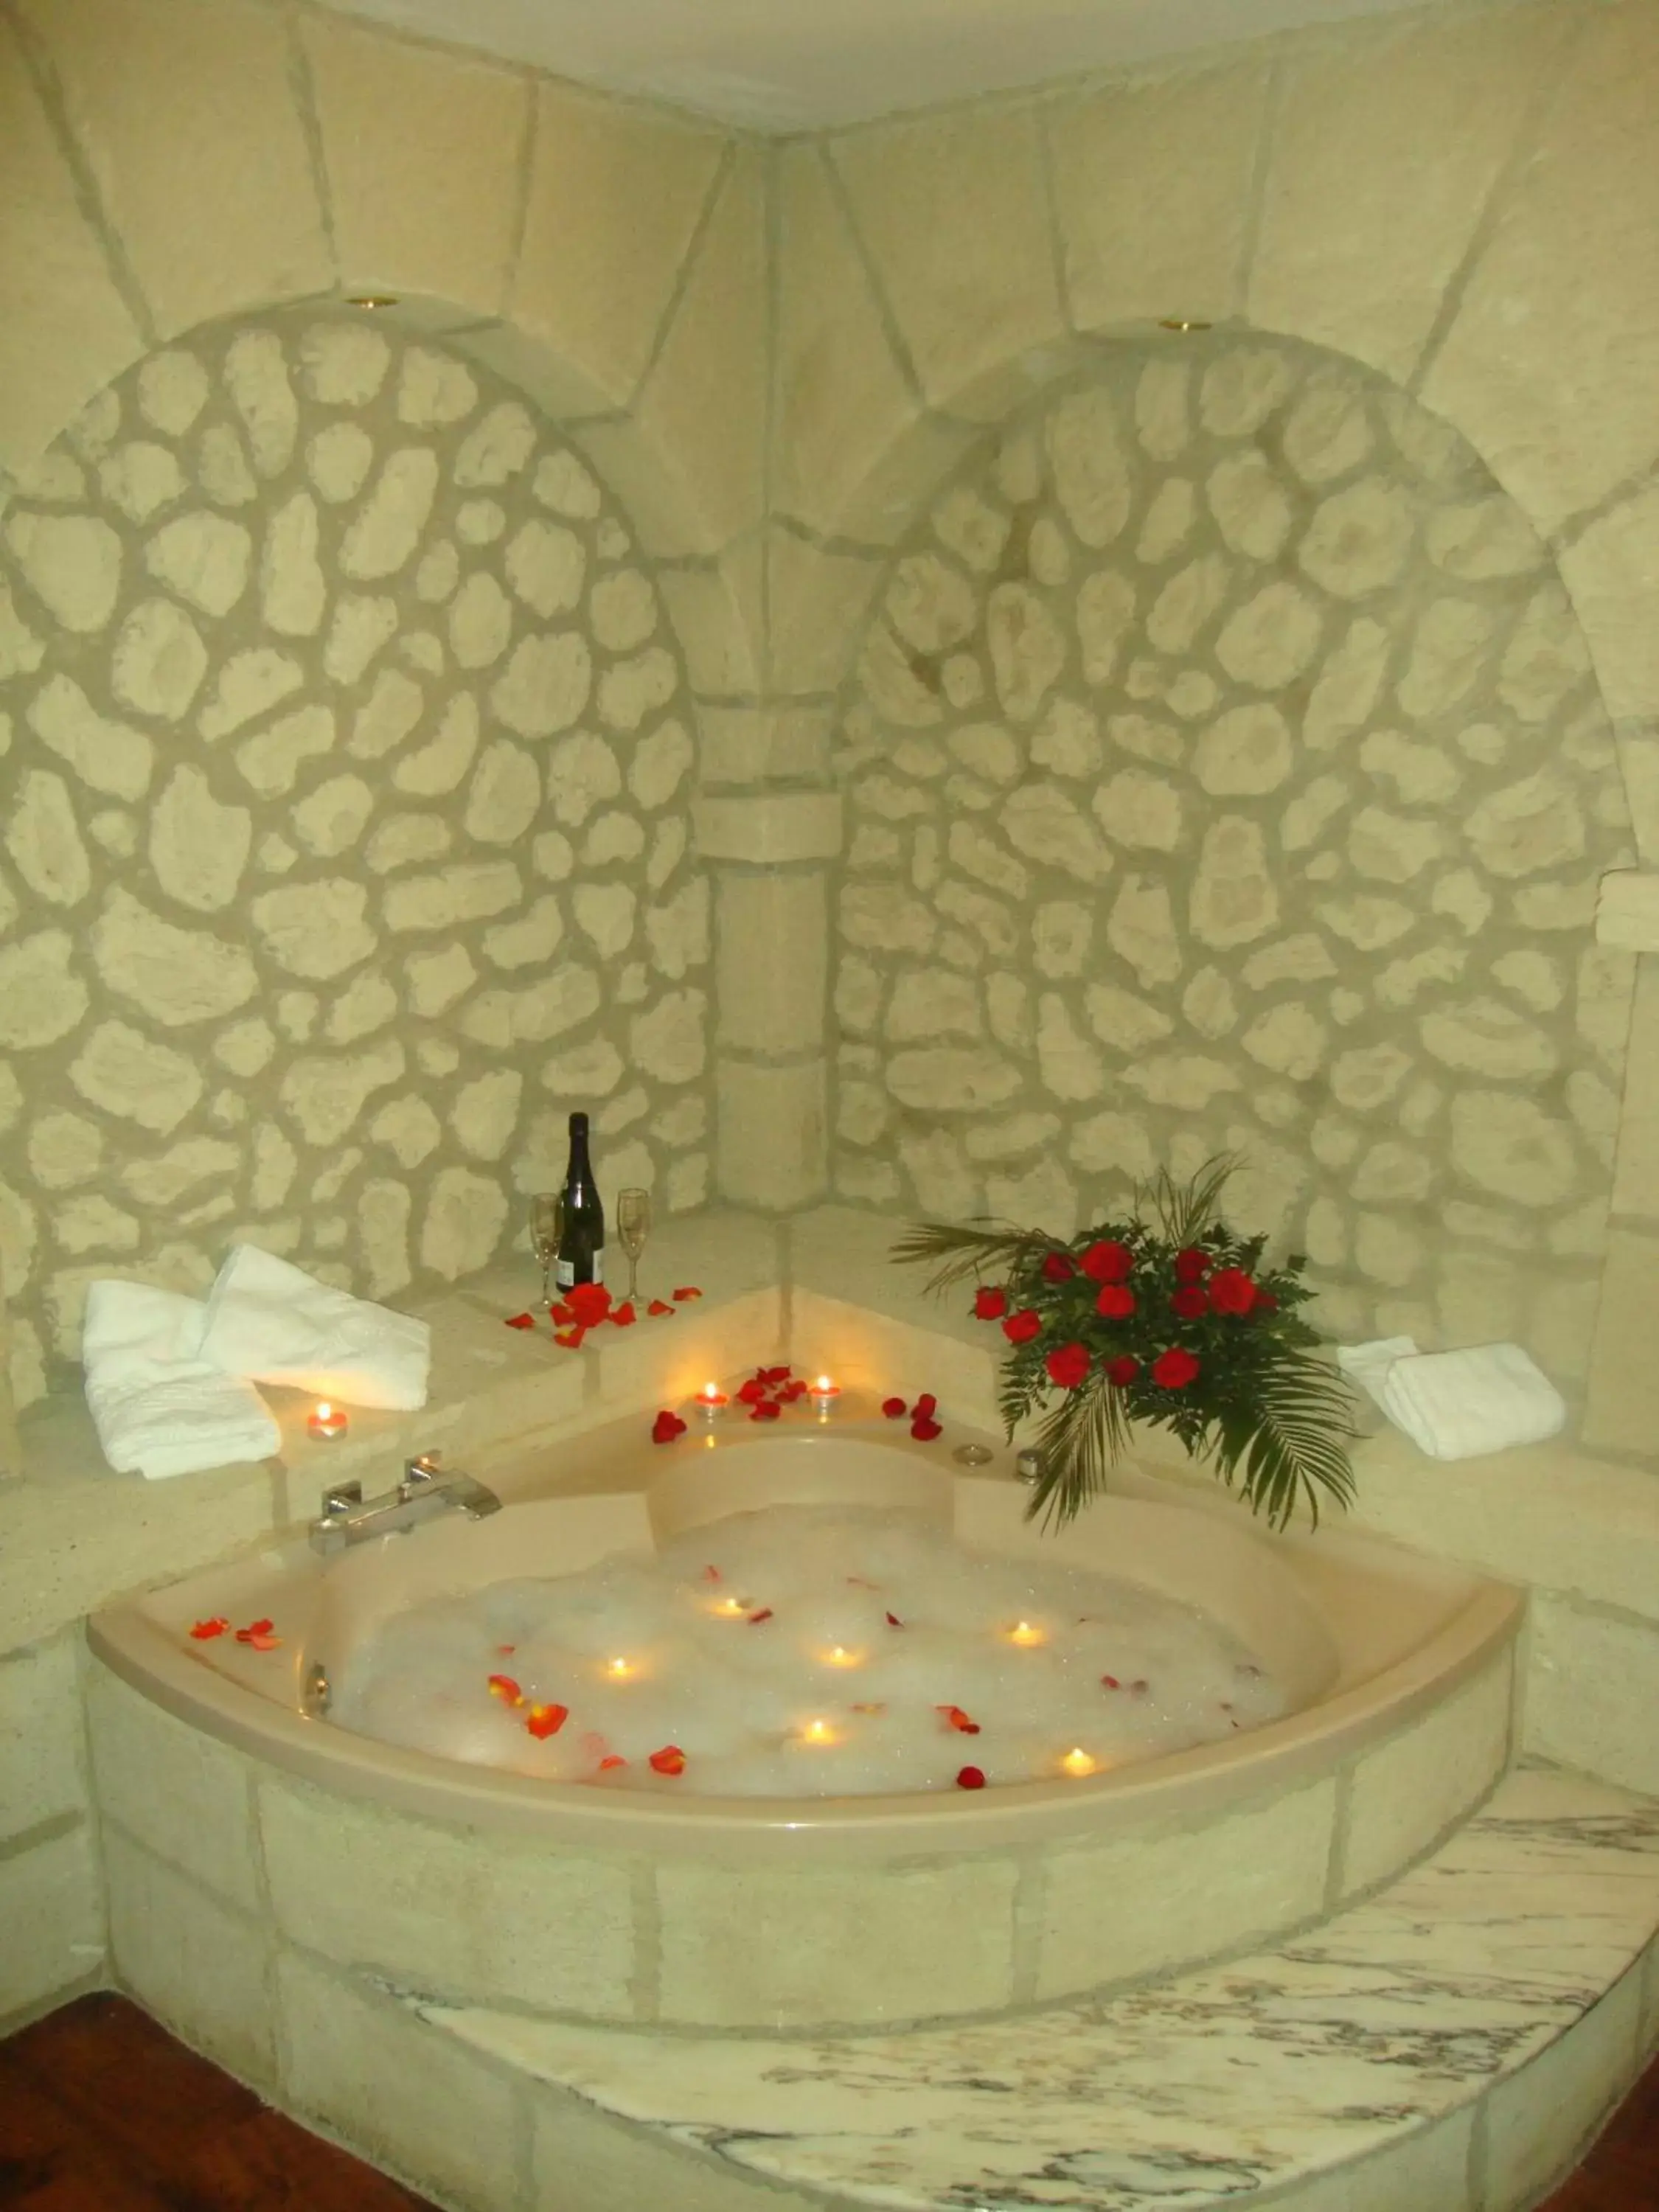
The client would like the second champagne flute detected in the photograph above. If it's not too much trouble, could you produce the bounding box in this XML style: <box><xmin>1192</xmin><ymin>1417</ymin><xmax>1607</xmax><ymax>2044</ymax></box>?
<box><xmin>616</xmin><ymin>1187</ymin><xmax>651</xmax><ymax>1305</ymax></box>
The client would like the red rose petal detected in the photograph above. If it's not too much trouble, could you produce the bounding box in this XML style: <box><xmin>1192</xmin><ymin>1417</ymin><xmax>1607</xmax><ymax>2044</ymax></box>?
<box><xmin>1102</xmin><ymin>1674</ymin><xmax>1121</xmax><ymax>1690</ymax></box>
<box><xmin>651</xmin><ymin>1410</ymin><xmax>688</xmax><ymax>1444</ymax></box>
<box><xmin>550</xmin><ymin>1301</ymin><xmax>576</xmax><ymax>1326</ymax></box>
<box><xmin>781</xmin><ymin>1379</ymin><xmax>808</xmax><ymax>1401</ymax></box>
<box><xmin>748</xmin><ymin>1607</ymin><xmax>774</xmax><ymax>1624</ymax></box>
<box><xmin>938</xmin><ymin>1705</ymin><xmax>981</xmax><ymax>1735</ymax></box>
<box><xmin>737</xmin><ymin>1378</ymin><xmax>767</xmax><ymax>1404</ymax></box>
<box><xmin>647</xmin><ymin>1298</ymin><xmax>675</xmax><ymax>1317</ymax></box>
<box><xmin>597</xmin><ymin>1754</ymin><xmax>628</xmax><ymax>1771</ymax></box>
<box><xmin>554</xmin><ymin>1328</ymin><xmax>585</xmax><ymax>1349</ymax></box>
<box><xmin>504</xmin><ymin>1312</ymin><xmax>536</xmax><ymax>1329</ymax></box>
<box><xmin>882</xmin><ymin>1397</ymin><xmax>908</xmax><ymax>1419</ymax></box>
<box><xmin>750</xmin><ymin>1399</ymin><xmax>782</xmax><ymax>1421</ymax></box>
<box><xmin>760</xmin><ymin>1366</ymin><xmax>792</xmax><ymax>1385</ymax></box>
<box><xmin>914</xmin><ymin>1393</ymin><xmax>937</xmax><ymax>1418</ymax></box>
<box><xmin>910</xmin><ymin>1417</ymin><xmax>943</xmax><ymax>1441</ymax></box>
<box><xmin>497</xmin><ymin>1644</ymin><xmax>516</xmax><ymax>1655</ymax></box>
<box><xmin>526</xmin><ymin>1703</ymin><xmax>568</xmax><ymax>1739</ymax></box>
<box><xmin>885</xmin><ymin>1610</ymin><xmax>903</xmax><ymax>1627</ymax></box>
<box><xmin>243</xmin><ymin>1632</ymin><xmax>282</xmax><ymax>1652</ymax></box>
<box><xmin>703</xmin><ymin>1565</ymin><xmax>722</xmax><ymax>1582</ymax></box>
<box><xmin>955</xmin><ymin>1765</ymin><xmax>987</xmax><ymax>1790</ymax></box>
<box><xmin>648</xmin><ymin>1744</ymin><xmax>686</xmax><ymax>1775</ymax></box>
<box><xmin>611</xmin><ymin>1301</ymin><xmax>637</xmax><ymax>1326</ymax></box>
<box><xmin>672</xmin><ymin>1286</ymin><xmax>703</xmax><ymax>1301</ymax></box>
<box><xmin>487</xmin><ymin>1673</ymin><xmax>524</xmax><ymax>1706</ymax></box>
<box><xmin>189</xmin><ymin>1617</ymin><xmax>229</xmax><ymax>1641</ymax></box>
<box><xmin>234</xmin><ymin>1618</ymin><xmax>275</xmax><ymax>1644</ymax></box>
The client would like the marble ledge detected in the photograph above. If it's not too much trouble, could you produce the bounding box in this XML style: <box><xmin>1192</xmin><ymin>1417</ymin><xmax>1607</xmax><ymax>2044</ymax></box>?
<box><xmin>428</xmin><ymin>1763</ymin><xmax>1659</xmax><ymax>2212</ymax></box>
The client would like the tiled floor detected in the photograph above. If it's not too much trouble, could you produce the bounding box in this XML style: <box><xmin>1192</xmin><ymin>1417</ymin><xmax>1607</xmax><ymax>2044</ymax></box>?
<box><xmin>0</xmin><ymin>1992</ymin><xmax>1651</xmax><ymax>2210</ymax></box>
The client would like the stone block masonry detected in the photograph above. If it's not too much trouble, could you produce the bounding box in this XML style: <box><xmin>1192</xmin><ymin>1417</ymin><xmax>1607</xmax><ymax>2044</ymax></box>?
<box><xmin>0</xmin><ymin>316</ymin><xmax>714</xmax><ymax>1405</ymax></box>
<box><xmin>830</xmin><ymin>336</ymin><xmax>1633</xmax><ymax>1389</ymax></box>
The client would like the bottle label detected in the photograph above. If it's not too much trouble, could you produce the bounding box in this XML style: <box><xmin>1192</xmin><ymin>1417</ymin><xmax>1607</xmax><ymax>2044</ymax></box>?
<box><xmin>554</xmin><ymin>1253</ymin><xmax>603</xmax><ymax>1289</ymax></box>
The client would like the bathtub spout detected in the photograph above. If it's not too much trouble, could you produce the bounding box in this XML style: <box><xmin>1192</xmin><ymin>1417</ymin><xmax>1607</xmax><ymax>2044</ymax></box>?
<box><xmin>308</xmin><ymin>1453</ymin><xmax>501</xmax><ymax>1554</ymax></box>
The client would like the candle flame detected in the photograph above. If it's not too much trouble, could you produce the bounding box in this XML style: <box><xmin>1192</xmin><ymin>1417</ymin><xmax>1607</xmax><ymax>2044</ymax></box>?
<box><xmin>1061</xmin><ymin>1747</ymin><xmax>1096</xmax><ymax>1778</ymax></box>
<box><xmin>316</xmin><ymin>1401</ymin><xmax>332</xmax><ymax>1419</ymax></box>
<box><xmin>823</xmin><ymin>1645</ymin><xmax>861</xmax><ymax>1668</ymax></box>
<box><xmin>606</xmin><ymin>1658</ymin><xmax>634</xmax><ymax>1678</ymax></box>
<box><xmin>813</xmin><ymin>1376</ymin><xmax>835</xmax><ymax>1392</ymax></box>
<box><xmin>801</xmin><ymin>1717</ymin><xmax>836</xmax><ymax>1745</ymax></box>
<box><xmin>1009</xmin><ymin>1620</ymin><xmax>1045</xmax><ymax>1646</ymax></box>
<box><xmin>712</xmin><ymin>1597</ymin><xmax>745</xmax><ymax>1616</ymax></box>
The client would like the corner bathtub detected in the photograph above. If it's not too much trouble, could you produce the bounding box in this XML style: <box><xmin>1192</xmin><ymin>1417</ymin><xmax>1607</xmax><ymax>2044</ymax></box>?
<box><xmin>87</xmin><ymin>1415</ymin><xmax>1522</xmax><ymax>2031</ymax></box>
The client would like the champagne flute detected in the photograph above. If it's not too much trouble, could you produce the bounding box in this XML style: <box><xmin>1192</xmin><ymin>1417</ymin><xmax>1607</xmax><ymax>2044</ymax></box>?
<box><xmin>616</xmin><ymin>1188</ymin><xmax>651</xmax><ymax>1305</ymax></box>
<box><xmin>529</xmin><ymin>1192</ymin><xmax>563</xmax><ymax>1310</ymax></box>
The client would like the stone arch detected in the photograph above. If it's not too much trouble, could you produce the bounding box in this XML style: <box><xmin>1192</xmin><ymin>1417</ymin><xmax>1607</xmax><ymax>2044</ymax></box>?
<box><xmin>820</xmin><ymin>327</ymin><xmax>1632</xmax><ymax>1401</ymax></box>
<box><xmin>0</xmin><ymin>302</ymin><xmax>723</xmax><ymax>1399</ymax></box>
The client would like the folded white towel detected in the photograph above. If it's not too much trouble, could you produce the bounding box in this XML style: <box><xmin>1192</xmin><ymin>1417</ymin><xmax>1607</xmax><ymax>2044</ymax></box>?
<box><xmin>199</xmin><ymin>1244</ymin><xmax>430</xmax><ymax>1411</ymax></box>
<box><xmin>82</xmin><ymin>1280</ymin><xmax>281</xmax><ymax>1481</ymax></box>
<box><xmin>1338</xmin><ymin>1336</ymin><xmax>1565</xmax><ymax>1461</ymax></box>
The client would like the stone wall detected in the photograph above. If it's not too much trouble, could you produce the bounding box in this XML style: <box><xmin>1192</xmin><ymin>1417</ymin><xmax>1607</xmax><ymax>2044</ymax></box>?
<box><xmin>829</xmin><ymin>337</ymin><xmax>1633</xmax><ymax>1383</ymax></box>
<box><xmin>0</xmin><ymin>313</ymin><xmax>711</xmax><ymax>1400</ymax></box>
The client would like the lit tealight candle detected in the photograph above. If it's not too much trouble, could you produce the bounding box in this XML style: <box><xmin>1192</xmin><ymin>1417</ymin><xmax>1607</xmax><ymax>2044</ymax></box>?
<box><xmin>1061</xmin><ymin>1747</ymin><xmax>1097</xmax><ymax>1778</ymax></box>
<box><xmin>1008</xmin><ymin>1620</ymin><xmax>1046</xmax><ymax>1647</ymax></box>
<box><xmin>821</xmin><ymin>1645</ymin><xmax>862</xmax><ymax>1669</ymax></box>
<box><xmin>307</xmin><ymin>1400</ymin><xmax>348</xmax><ymax>1441</ymax></box>
<box><xmin>800</xmin><ymin>1717</ymin><xmax>838</xmax><ymax>1745</ymax></box>
<box><xmin>605</xmin><ymin>1657</ymin><xmax>636</xmax><ymax>1680</ymax></box>
<box><xmin>810</xmin><ymin>1374</ymin><xmax>841</xmax><ymax>1418</ymax></box>
<box><xmin>692</xmin><ymin>1382</ymin><xmax>728</xmax><ymax>1425</ymax></box>
<box><xmin>712</xmin><ymin>1596</ymin><xmax>745</xmax><ymax>1618</ymax></box>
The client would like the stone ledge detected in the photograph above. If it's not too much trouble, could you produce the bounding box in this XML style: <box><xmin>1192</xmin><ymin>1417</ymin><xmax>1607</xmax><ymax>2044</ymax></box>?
<box><xmin>428</xmin><ymin>1764</ymin><xmax>1659</xmax><ymax>2212</ymax></box>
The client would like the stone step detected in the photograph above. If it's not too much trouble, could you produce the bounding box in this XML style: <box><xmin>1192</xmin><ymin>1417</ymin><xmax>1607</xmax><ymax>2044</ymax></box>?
<box><xmin>425</xmin><ymin>1764</ymin><xmax>1659</xmax><ymax>2212</ymax></box>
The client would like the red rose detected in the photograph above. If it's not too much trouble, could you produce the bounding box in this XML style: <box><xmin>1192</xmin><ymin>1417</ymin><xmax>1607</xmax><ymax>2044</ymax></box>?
<box><xmin>1094</xmin><ymin>1284</ymin><xmax>1135</xmax><ymax>1319</ymax></box>
<box><xmin>1041</xmin><ymin>1251</ymin><xmax>1076</xmax><ymax>1283</ymax></box>
<box><xmin>1170</xmin><ymin>1285</ymin><xmax>1208</xmax><ymax>1319</ymax></box>
<box><xmin>1080</xmin><ymin>1239</ymin><xmax>1133</xmax><ymax>1283</ymax></box>
<box><xmin>1207</xmin><ymin>1268</ymin><xmax>1258</xmax><ymax>1316</ymax></box>
<box><xmin>1044</xmin><ymin>1342</ymin><xmax>1091</xmax><ymax>1391</ymax></box>
<box><xmin>568</xmin><ymin>1282</ymin><xmax>612</xmax><ymax>1326</ymax></box>
<box><xmin>1003</xmin><ymin>1309</ymin><xmax>1043</xmax><ymax>1344</ymax></box>
<box><xmin>1173</xmin><ymin>1247</ymin><xmax>1210</xmax><ymax>1284</ymax></box>
<box><xmin>1105</xmin><ymin>1356</ymin><xmax>1140</xmax><ymax>1387</ymax></box>
<box><xmin>973</xmin><ymin>1284</ymin><xmax>1009</xmax><ymax>1320</ymax></box>
<box><xmin>1152</xmin><ymin>1347</ymin><xmax>1200</xmax><ymax>1388</ymax></box>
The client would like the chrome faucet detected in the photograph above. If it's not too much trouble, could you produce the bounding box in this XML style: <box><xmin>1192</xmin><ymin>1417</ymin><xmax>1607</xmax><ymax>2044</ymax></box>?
<box><xmin>307</xmin><ymin>1452</ymin><xmax>501</xmax><ymax>1555</ymax></box>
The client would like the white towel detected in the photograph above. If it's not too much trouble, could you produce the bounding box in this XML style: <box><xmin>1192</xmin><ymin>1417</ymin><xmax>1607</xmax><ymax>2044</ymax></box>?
<box><xmin>199</xmin><ymin>1243</ymin><xmax>430</xmax><ymax>1411</ymax></box>
<box><xmin>1338</xmin><ymin>1336</ymin><xmax>1566</xmax><ymax>1461</ymax></box>
<box><xmin>82</xmin><ymin>1281</ymin><xmax>281</xmax><ymax>1481</ymax></box>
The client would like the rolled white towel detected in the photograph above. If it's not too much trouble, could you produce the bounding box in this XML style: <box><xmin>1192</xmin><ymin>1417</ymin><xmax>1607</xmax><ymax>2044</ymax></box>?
<box><xmin>199</xmin><ymin>1243</ymin><xmax>430</xmax><ymax>1411</ymax></box>
<box><xmin>83</xmin><ymin>1280</ymin><xmax>281</xmax><ymax>1481</ymax></box>
<box><xmin>1338</xmin><ymin>1337</ymin><xmax>1565</xmax><ymax>1461</ymax></box>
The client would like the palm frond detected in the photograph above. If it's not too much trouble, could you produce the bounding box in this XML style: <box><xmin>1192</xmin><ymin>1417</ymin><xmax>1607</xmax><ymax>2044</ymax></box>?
<box><xmin>1138</xmin><ymin>1153</ymin><xmax>1237</xmax><ymax>1246</ymax></box>
<box><xmin>1023</xmin><ymin>1372</ymin><xmax>1128</xmax><ymax>1531</ymax></box>
<box><xmin>1208</xmin><ymin>1353</ymin><xmax>1357</xmax><ymax>1530</ymax></box>
<box><xmin>888</xmin><ymin>1218</ymin><xmax>1055</xmax><ymax>1298</ymax></box>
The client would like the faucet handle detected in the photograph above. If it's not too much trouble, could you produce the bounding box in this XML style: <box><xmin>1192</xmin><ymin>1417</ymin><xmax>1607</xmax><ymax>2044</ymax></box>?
<box><xmin>400</xmin><ymin>1452</ymin><xmax>443</xmax><ymax>1498</ymax></box>
<box><xmin>321</xmin><ymin>1480</ymin><xmax>363</xmax><ymax>1516</ymax></box>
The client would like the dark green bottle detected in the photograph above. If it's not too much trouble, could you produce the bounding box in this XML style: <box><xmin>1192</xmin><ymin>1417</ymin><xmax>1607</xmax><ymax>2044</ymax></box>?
<box><xmin>554</xmin><ymin>1112</ymin><xmax>605</xmax><ymax>1289</ymax></box>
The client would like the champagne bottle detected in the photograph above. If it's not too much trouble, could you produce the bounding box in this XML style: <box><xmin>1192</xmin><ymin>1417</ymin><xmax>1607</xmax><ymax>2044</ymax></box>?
<box><xmin>554</xmin><ymin>1111</ymin><xmax>605</xmax><ymax>1289</ymax></box>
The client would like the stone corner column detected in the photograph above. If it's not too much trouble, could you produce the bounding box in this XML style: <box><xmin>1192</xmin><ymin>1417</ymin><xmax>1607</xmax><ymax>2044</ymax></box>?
<box><xmin>695</xmin><ymin>789</ymin><xmax>841</xmax><ymax>1214</ymax></box>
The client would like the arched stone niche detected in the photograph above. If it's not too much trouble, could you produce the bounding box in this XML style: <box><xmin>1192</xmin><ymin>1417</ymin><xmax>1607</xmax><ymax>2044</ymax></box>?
<box><xmin>0</xmin><ymin>309</ymin><xmax>720</xmax><ymax>1400</ymax></box>
<box><xmin>826</xmin><ymin>334</ymin><xmax>1634</xmax><ymax>1390</ymax></box>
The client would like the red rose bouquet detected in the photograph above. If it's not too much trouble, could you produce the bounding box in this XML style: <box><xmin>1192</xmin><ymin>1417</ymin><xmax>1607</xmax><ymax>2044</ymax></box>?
<box><xmin>893</xmin><ymin>1159</ymin><xmax>1356</xmax><ymax>1531</ymax></box>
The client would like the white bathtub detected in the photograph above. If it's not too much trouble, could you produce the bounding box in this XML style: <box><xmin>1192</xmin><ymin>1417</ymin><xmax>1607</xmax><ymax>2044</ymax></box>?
<box><xmin>87</xmin><ymin>1408</ymin><xmax>1522</xmax><ymax>2029</ymax></box>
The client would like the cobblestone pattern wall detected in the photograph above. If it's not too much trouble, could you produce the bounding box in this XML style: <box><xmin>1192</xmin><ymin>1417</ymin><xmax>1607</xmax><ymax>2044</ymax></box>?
<box><xmin>830</xmin><ymin>338</ymin><xmax>1635</xmax><ymax>1381</ymax></box>
<box><xmin>0</xmin><ymin>316</ymin><xmax>710</xmax><ymax>1402</ymax></box>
